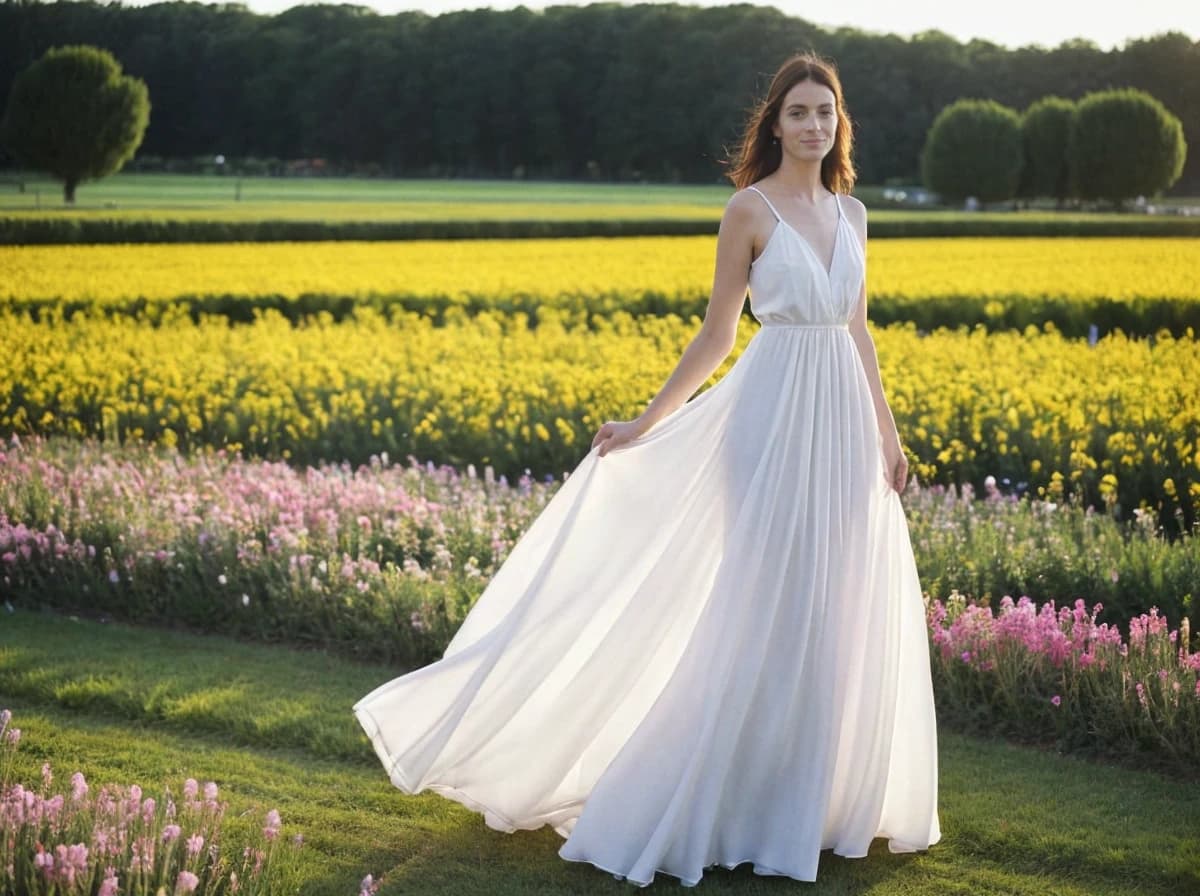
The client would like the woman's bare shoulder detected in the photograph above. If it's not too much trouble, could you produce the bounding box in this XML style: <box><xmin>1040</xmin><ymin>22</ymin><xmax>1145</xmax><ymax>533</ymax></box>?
<box><xmin>840</xmin><ymin>192</ymin><xmax>867</xmax><ymax>218</ymax></box>
<box><xmin>727</xmin><ymin>183</ymin><xmax>766</xmax><ymax>206</ymax></box>
<box><xmin>721</xmin><ymin>185</ymin><xmax>768</xmax><ymax>225</ymax></box>
<box><xmin>840</xmin><ymin>192</ymin><xmax>868</xmax><ymax>241</ymax></box>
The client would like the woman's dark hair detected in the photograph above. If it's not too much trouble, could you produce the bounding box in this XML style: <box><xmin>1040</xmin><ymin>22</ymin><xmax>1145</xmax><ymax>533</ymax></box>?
<box><xmin>724</xmin><ymin>52</ymin><xmax>857</xmax><ymax>193</ymax></box>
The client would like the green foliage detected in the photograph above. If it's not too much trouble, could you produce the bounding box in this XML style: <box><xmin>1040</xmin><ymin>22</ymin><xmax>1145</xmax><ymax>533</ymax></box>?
<box><xmin>5</xmin><ymin>206</ymin><xmax>1200</xmax><ymax>247</ymax></box>
<box><xmin>0</xmin><ymin>44</ymin><xmax>150</xmax><ymax>203</ymax></box>
<box><xmin>1</xmin><ymin>6</ymin><xmax>1198</xmax><ymax>192</ymax></box>
<box><xmin>0</xmin><ymin>215</ymin><xmax>724</xmax><ymax>245</ymax></box>
<box><xmin>1068</xmin><ymin>87</ymin><xmax>1187</xmax><ymax>205</ymax></box>
<box><xmin>4</xmin><ymin>278</ymin><xmax>1200</xmax><ymax>341</ymax></box>
<box><xmin>1019</xmin><ymin>96</ymin><xmax>1076</xmax><ymax>201</ymax></box>
<box><xmin>921</xmin><ymin>99</ymin><xmax>1024</xmax><ymax>202</ymax></box>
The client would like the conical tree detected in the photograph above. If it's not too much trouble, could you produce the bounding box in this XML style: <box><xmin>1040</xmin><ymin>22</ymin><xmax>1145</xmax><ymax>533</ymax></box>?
<box><xmin>0</xmin><ymin>44</ymin><xmax>150</xmax><ymax>204</ymax></box>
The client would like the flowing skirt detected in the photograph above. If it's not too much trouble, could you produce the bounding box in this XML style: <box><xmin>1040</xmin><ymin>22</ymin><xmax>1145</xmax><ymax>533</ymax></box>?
<box><xmin>353</xmin><ymin>325</ymin><xmax>941</xmax><ymax>886</ymax></box>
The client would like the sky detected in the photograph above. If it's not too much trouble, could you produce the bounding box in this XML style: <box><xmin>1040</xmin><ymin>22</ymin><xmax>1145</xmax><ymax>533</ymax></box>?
<box><xmin>108</xmin><ymin>0</ymin><xmax>1198</xmax><ymax>51</ymax></box>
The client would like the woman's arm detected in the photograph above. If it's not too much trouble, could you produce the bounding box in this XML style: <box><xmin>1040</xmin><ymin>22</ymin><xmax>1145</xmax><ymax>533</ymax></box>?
<box><xmin>632</xmin><ymin>190</ymin><xmax>762</xmax><ymax>432</ymax></box>
<box><xmin>842</xmin><ymin>195</ymin><xmax>909</xmax><ymax>492</ymax></box>
<box><xmin>594</xmin><ymin>190</ymin><xmax>762</xmax><ymax>456</ymax></box>
<box><xmin>842</xmin><ymin>195</ymin><xmax>899</xmax><ymax>445</ymax></box>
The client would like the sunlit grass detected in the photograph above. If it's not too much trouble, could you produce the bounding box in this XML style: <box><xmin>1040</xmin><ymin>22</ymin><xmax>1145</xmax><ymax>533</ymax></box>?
<box><xmin>4</xmin><ymin>173</ymin><xmax>728</xmax><ymax>220</ymax></box>
<box><xmin>1</xmin><ymin>607</ymin><xmax>1196</xmax><ymax>894</ymax></box>
<box><xmin>0</xmin><ymin>172</ymin><xmax>1181</xmax><ymax>227</ymax></box>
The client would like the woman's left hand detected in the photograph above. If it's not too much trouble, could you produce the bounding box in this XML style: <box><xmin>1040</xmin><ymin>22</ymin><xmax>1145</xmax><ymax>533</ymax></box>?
<box><xmin>881</xmin><ymin>434</ymin><xmax>909</xmax><ymax>494</ymax></box>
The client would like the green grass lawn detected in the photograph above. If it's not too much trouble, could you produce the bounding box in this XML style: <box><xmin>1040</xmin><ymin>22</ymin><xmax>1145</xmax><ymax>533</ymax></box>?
<box><xmin>1</xmin><ymin>606</ymin><xmax>1196</xmax><ymax>894</ymax></box>
<box><xmin>0</xmin><ymin>173</ymin><xmax>728</xmax><ymax>221</ymax></box>
<box><xmin>1</xmin><ymin>172</ymin><xmax>1187</xmax><ymax>229</ymax></box>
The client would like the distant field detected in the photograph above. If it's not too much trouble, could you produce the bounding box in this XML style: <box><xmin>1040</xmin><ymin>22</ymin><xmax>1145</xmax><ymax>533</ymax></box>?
<box><xmin>0</xmin><ymin>172</ymin><xmax>725</xmax><ymax>221</ymax></box>
<box><xmin>1</xmin><ymin>172</ymin><xmax>1191</xmax><ymax>227</ymax></box>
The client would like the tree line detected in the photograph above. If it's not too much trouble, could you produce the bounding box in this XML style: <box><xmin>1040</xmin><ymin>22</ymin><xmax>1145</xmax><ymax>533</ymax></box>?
<box><xmin>921</xmin><ymin>91</ymin><xmax>1186</xmax><ymax>207</ymax></box>
<box><xmin>0</xmin><ymin>0</ymin><xmax>1196</xmax><ymax>192</ymax></box>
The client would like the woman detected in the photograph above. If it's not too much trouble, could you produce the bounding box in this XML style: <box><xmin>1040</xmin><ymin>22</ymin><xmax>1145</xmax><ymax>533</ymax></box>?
<box><xmin>354</xmin><ymin>51</ymin><xmax>941</xmax><ymax>887</ymax></box>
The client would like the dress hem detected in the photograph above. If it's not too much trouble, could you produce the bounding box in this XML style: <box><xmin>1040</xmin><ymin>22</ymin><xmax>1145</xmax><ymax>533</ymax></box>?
<box><xmin>557</xmin><ymin>835</ymin><xmax>938</xmax><ymax>889</ymax></box>
<box><xmin>354</xmin><ymin>702</ymin><xmax>584</xmax><ymax>837</ymax></box>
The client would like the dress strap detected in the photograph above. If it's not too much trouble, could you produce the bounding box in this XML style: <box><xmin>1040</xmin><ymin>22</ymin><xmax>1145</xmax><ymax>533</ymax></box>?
<box><xmin>745</xmin><ymin>184</ymin><xmax>782</xmax><ymax>222</ymax></box>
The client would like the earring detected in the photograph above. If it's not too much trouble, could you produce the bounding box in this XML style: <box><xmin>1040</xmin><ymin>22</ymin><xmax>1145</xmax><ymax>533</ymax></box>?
<box><xmin>771</xmin><ymin>136</ymin><xmax>779</xmax><ymax>144</ymax></box>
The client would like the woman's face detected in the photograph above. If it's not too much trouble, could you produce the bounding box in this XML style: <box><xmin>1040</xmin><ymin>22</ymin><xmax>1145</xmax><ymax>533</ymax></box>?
<box><xmin>772</xmin><ymin>78</ymin><xmax>838</xmax><ymax>161</ymax></box>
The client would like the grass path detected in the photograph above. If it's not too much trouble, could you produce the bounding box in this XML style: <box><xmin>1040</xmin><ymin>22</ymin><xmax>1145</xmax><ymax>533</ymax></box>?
<box><xmin>1</xmin><ymin>607</ymin><xmax>1196</xmax><ymax>894</ymax></box>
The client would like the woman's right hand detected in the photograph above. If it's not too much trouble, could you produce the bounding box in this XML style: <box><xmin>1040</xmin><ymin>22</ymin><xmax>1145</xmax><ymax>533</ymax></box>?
<box><xmin>591</xmin><ymin>418</ymin><xmax>650</xmax><ymax>457</ymax></box>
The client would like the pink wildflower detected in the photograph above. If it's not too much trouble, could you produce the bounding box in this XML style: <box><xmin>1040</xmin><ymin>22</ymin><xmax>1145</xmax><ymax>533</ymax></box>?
<box><xmin>263</xmin><ymin>808</ymin><xmax>281</xmax><ymax>841</ymax></box>
<box><xmin>98</xmin><ymin>869</ymin><xmax>119</xmax><ymax>896</ymax></box>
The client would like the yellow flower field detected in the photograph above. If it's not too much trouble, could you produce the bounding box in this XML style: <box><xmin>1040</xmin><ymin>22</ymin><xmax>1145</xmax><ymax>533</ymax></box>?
<box><xmin>2</xmin><ymin>308</ymin><xmax>1196</xmax><ymax>521</ymax></box>
<box><xmin>2</xmin><ymin>237</ymin><xmax>1197</xmax><ymax>307</ymax></box>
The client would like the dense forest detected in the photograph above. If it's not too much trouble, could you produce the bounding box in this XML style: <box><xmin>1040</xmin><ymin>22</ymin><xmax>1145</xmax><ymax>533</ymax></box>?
<box><xmin>0</xmin><ymin>0</ymin><xmax>1196</xmax><ymax>191</ymax></box>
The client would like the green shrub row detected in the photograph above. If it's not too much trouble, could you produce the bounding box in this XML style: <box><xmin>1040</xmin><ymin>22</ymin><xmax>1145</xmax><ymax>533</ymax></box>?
<box><xmin>4</xmin><ymin>212</ymin><xmax>1200</xmax><ymax>245</ymax></box>
<box><xmin>9</xmin><ymin>287</ymin><xmax>1199</xmax><ymax>340</ymax></box>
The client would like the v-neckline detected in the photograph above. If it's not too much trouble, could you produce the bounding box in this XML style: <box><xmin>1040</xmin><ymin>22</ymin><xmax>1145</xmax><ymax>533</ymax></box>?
<box><xmin>776</xmin><ymin>214</ymin><xmax>841</xmax><ymax>281</ymax></box>
<box><xmin>748</xmin><ymin>188</ymin><xmax>842</xmax><ymax>282</ymax></box>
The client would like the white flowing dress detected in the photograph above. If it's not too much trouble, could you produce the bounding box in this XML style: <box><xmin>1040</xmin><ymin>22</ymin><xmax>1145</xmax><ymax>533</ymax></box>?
<box><xmin>353</xmin><ymin>183</ymin><xmax>942</xmax><ymax>887</ymax></box>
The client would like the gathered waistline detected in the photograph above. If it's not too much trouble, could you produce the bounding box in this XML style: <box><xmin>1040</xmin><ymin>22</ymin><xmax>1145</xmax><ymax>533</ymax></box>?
<box><xmin>758</xmin><ymin>322</ymin><xmax>849</xmax><ymax>330</ymax></box>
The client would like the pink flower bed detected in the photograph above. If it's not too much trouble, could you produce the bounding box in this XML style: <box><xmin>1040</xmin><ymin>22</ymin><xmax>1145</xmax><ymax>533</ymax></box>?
<box><xmin>927</xmin><ymin>590</ymin><xmax>1199</xmax><ymax>767</ymax></box>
